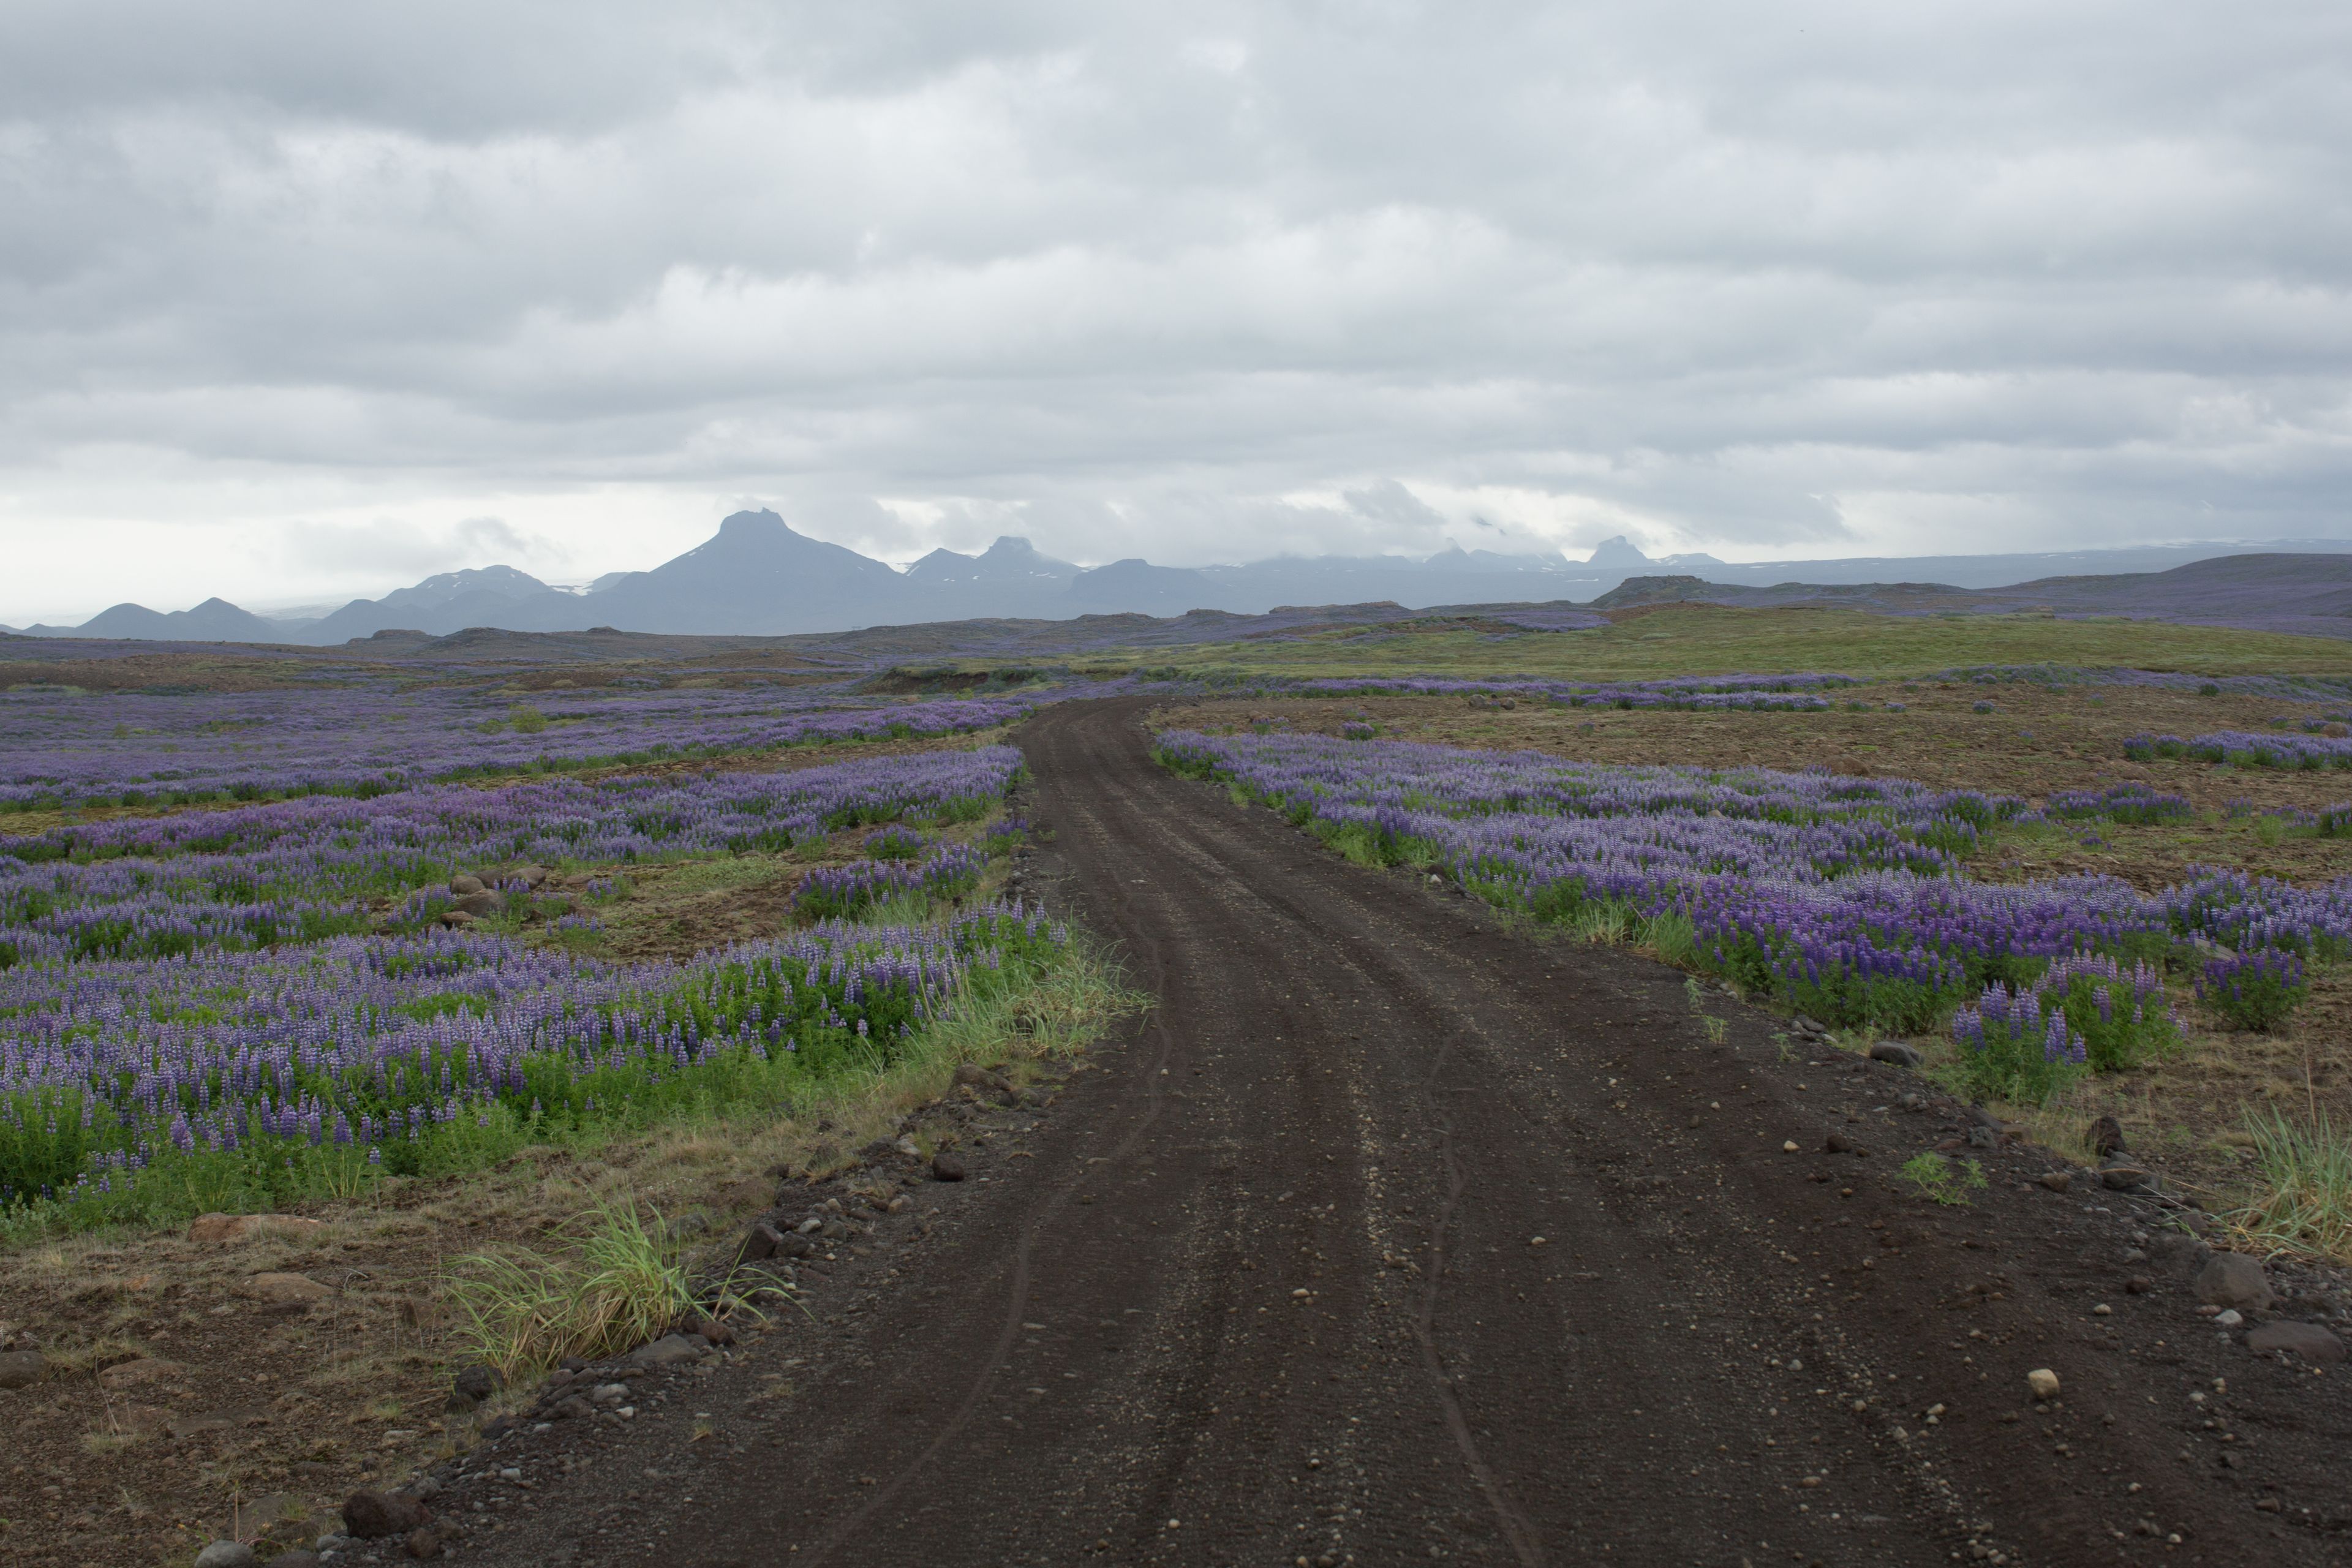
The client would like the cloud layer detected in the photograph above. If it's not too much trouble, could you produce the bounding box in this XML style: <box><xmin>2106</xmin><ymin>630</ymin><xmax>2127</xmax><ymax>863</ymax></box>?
<box><xmin>2</xmin><ymin>1</ymin><xmax>2348</xmax><ymax>619</ymax></box>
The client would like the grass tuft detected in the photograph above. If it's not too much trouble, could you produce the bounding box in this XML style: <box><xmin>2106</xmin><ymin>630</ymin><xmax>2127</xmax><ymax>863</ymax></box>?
<box><xmin>2229</xmin><ymin>1109</ymin><xmax>2352</xmax><ymax>1264</ymax></box>
<box><xmin>443</xmin><ymin>1196</ymin><xmax>695</xmax><ymax>1380</ymax></box>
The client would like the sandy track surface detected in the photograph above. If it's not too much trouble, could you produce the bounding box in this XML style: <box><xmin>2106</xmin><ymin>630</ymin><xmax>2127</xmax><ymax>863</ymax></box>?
<box><xmin>448</xmin><ymin>698</ymin><xmax>2348</xmax><ymax>1567</ymax></box>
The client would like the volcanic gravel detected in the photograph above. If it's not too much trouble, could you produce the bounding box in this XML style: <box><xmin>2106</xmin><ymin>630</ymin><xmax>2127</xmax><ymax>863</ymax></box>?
<box><xmin>426</xmin><ymin>697</ymin><xmax>2351</xmax><ymax>1567</ymax></box>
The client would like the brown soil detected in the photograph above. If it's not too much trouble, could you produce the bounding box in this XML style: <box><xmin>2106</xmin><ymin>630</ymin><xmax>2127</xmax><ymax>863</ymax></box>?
<box><xmin>407</xmin><ymin>698</ymin><xmax>2351</xmax><ymax>1568</ymax></box>
<box><xmin>1178</xmin><ymin>681</ymin><xmax>2352</xmax><ymax>816</ymax></box>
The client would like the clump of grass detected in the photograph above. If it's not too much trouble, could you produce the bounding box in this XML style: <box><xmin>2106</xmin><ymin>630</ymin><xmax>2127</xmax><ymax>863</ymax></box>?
<box><xmin>1570</xmin><ymin>899</ymin><xmax>1632</xmax><ymax>945</ymax></box>
<box><xmin>2230</xmin><ymin>1110</ymin><xmax>2352</xmax><ymax>1264</ymax></box>
<box><xmin>443</xmin><ymin>1197</ymin><xmax>695</xmax><ymax>1380</ymax></box>
<box><xmin>1899</xmin><ymin>1152</ymin><xmax>1986</xmax><ymax>1206</ymax></box>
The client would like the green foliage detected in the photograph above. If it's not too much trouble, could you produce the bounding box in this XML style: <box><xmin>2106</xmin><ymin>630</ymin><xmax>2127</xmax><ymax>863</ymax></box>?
<box><xmin>1899</xmin><ymin>1152</ymin><xmax>1986</xmax><ymax>1206</ymax></box>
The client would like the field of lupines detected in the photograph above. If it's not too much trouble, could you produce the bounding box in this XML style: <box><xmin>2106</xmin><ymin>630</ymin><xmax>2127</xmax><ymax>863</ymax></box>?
<box><xmin>0</xmin><ymin>905</ymin><xmax>1065</xmax><ymax>1221</ymax></box>
<box><xmin>0</xmin><ymin>680</ymin><xmax>1042</xmax><ymax>810</ymax></box>
<box><xmin>0</xmin><ymin>748</ymin><xmax>1025</xmax><ymax>967</ymax></box>
<box><xmin>1172</xmin><ymin>672</ymin><xmax>1858</xmax><ymax>710</ymax></box>
<box><xmin>1157</xmin><ymin>730</ymin><xmax>2352</xmax><ymax>1102</ymax></box>
<box><xmin>0</xmin><ymin>715</ymin><xmax>1039</xmax><ymax>1225</ymax></box>
<box><xmin>2124</xmin><ymin>730</ymin><xmax>2352</xmax><ymax>771</ymax></box>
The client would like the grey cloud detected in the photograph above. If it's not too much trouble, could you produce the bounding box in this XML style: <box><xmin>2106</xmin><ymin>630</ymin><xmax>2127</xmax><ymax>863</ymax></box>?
<box><xmin>0</xmin><ymin>0</ymin><xmax>2347</xmax><ymax>619</ymax></box>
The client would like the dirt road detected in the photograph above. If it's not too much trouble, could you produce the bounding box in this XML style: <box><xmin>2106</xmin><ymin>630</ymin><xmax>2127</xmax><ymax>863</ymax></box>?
<box><xmin>456</xmin><ymin>698</ymin><xmax>2349</xmax><ymax>1566</ymax></box>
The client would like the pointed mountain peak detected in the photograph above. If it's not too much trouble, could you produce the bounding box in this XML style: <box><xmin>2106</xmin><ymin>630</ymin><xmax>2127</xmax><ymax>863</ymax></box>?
<box><xmin>1585</xmin><ymin>534</ymin><xmax>1653</xmax><ymax>569</ymax></box>
<box><xmin>714</xmin><ymin>508</ymin><xmax>794</xmax><ymax>540</ymax></box>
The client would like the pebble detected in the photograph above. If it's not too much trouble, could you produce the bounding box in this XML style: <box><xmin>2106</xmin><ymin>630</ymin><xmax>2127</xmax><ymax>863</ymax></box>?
<box><xmin>2037</xmin><ymin>1171</ymin><xmax>2071</xmax><ymax>1194</ymax></box>
<box><xmin>192</xmin><ymin>1543</ymin><xmax>258</xmax><ymax>1568</ymax></box>
<box><xmin>932</xmin><ymin>1152</ymin><xmax>968</xmax><ymax>1182</ymax></box>
<box><xmin>1868</xmin><ymin>1041</ymin><xmax>1923</xmax><ymax>1069</ymax></box>
<box><xmin>0</xmin><ymin>1349</ymin><xmax>46</xmax><ymax>1390</ymax></box>
<box><xmin>2215</xmin><ymin>1310</ymin><xmax>2244</xmax><ymax>1329</ymax></box>
<box><xmin>1782</xmin><ymin>1140</ymin><xmax>1800</xmax><ymax>1153</ymax></box>
<box><xmin>2026</xmin><ymin>1368</ymin><xmax>2060</xmax><ymax>1400</ymax></box>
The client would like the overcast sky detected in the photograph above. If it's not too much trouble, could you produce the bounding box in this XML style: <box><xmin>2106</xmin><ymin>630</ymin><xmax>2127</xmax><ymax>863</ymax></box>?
<box><xmin>2</xmin><ymin>1</ymin><xmax>2348</xmax><ymax>621</ymax></box>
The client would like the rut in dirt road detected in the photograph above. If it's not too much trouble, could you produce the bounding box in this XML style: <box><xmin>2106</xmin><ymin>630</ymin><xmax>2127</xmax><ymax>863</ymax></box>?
<box><xmin>458</xmin><ymin>697</ymin><xmax>2348</xmax><ymax>1568</ymax></box>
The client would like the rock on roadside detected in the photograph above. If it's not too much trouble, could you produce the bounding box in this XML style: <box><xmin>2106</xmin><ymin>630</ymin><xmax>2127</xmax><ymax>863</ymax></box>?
<box><xmin>342</xmin><ymin>1489</ymin><xmax>435</xmax><ymax>1540</ymax></box>
<box><xmin>2245</xmin><ymin>1321</ymin><xmax>2346</xmax><ymax>1363</ymax></box>
<box><xmin>193</xmin><ymin>1542</ymin><xmax>258</xmax><ymax>1568</ymax></box>
<box><xmin>238</xmin><ymin>1272</ymin><xmax>333</xmax><ymax>1305</ymax></box>
<box><xmin>0</xmin><ymin>1349</ymin><xmax>46</xmax><ymax>1390</ymax></box>
<box><xmin>2195</xmin><ymin>1253</ymin><xmax>2276</xmax><ymax>1314</ymax></box>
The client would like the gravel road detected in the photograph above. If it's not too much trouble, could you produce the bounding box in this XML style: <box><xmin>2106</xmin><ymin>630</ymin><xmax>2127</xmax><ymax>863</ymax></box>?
<box><xmin>441</xmin><ymin>696</ymin><xmax>2350</xmax><ymax>1567</ymax></box>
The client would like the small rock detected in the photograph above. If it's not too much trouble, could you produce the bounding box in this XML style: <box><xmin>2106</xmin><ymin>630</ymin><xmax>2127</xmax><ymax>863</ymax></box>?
<box><xmin>2196</xmin><ymin>1253</ymin><xmax>2276</xmax><ymax>1313</ymax></box>
<box><xmin>405</xmin><ymin>1525</ymin><xmax>443</xmax><ymax>1560</ymax></box>
<box><xmin>2090</xmin><ymin>1115</ymin><xmax>2127</xmax><ymax>1157</ymax></box>
<box><xmin>932</xmin><ymin>1152</ymin><xmax>968</xmax><ymax>1182</ymax></box>
<box><xmin>858</xmin><ymin>1137</ymin><xmax>899</xmax><ymax>1162</ymax></box>
<box><xmin>450</xmin><ymin>874</ymin><xmax>485</xmax><ymax>896</ymax></box>
<box><xmin>187</xmin><ymin>1212</ymin><xmax>326</xmax><ymax>1244</ymax></box>
<box><xmin>2245</xmin><ymin>1321</ymin><xmax>2346</xmax><ymax>1363</ymax></box>
<box><xmin>550</xmin><ymin>1395</ymin><xmax>593</xmax><ymax>1421</ymax></box>
<box><xmin>2126</xmin><ymin>1276</ymin><xmax>2154</xmax><ymax>1294</ymax></box>
<box><xmin>194</xmin><ymin>1543</ymin><xmax>258</xmax><ymax>1568</ymax></box>
<box><xmin>437</xmin><ymin>910</ymin><xmax>476</xmax><ymax>928</ymax></box>
<box><xmin>342</xmin><ymin>1489</ymin><xmax>434</xmax><ymax>1540</ymax></box>
<box><xmin>2099</xmin><ymin>1157</ymin><xmax>2154</xmax><ymax>1193</ymax></box>
<box><xmin>1898</xmin><ymin>1093</ymin><xmax>1924</xmax><ymax>1112</ymax></box>
<box><xmin>738</xmin><ymin>1222</ymin><xmax>786</xmax><ymax>1262</ymax></box>
<box><xmin>451</xmin><ymin>891</ymin><xmax>503</xmax><ymax>918</ymax></box>
<box><xmin>0</xmin><ymin>1349</ymin><xmax>47</xmax><ymax>1390</ymax></box>
<box><xmin>451</xmin><ymin>1364</ymin><xmax>501</xmax><ymax>1403</ymax></box>
<box><xmin>97</xmin><ymin>1357</ymin><xmax>184</xmax><ymax>1389</ymax></box>
<box><xmin>1868</xmin><ymin>1041</ymin><xmax>1923</xmax><ymax>1069</ymax></box>
<box><xmin>1793</xmin><ymin>1015</ymin><xmax>1827</xmax><ymax>1035</ymax></box>
<box><xmin>952</xmin><ymin>1063</ymin><xmax>1011</xmax><ymax>1094</ymax></box>
<box><xmin>1825</xmin><ymin>1132</ymin><xmax>1864</xmax><ymax>1156</ymax></box>
<box><xmin>2216</xmin><ymin>1309</ymin><xmax>2244</xmax><ymax>1329</ymax></box>
<box><xmin>239</xmin><ymin>1272</ymin><xmax>332</xmax><ymax>1305</ymax></box>
<box><xmin>517</xmin><ymin>865</ymin><xmax>549</xmax><ymax>888</ymax></box>
<box><xmin>630</xmin><ymin>1334</ymin><xmax>706</xmax><ymax>1369</ymax></box>
<box><xmin>1782</xmin><ymin>1140</ymin><xmax>1800</xmax><ymax>1153</ymax></box>
<box><xmin>2026</xmin><ymin>1368</ymin><xmax>2060</xmax><ymax>1400</ymax></box>
<box><xmin>2037</xmin><ymin>1170</ymin><xmax>2071</xmax><ymax>1194</ymax></box>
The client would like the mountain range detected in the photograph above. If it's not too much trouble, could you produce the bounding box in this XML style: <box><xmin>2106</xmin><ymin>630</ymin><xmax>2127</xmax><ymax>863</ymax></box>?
<box><xmin>6</xmin><ymin>509</ymin><xmax>2350</xmax><ymax>643</ymax></box>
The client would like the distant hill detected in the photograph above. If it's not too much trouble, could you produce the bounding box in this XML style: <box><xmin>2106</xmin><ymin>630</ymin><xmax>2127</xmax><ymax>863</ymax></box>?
<box><xmin>1594</xmin><ymin>553</ymin><xmax>2352</xmax><ymax>638</ymax></box>
<box><xmin>296</xmin><ymin>564</ymin><xmax>587</xmax><ymax>642</ymax></box>
<box><xmin>13</xmin><ymin>512</ymin><xmax>2351</xmax><ymax>641</ymax></box>
<box><xmin>19</xmin><ymin>597</ymin><xmax>287</xmax><ymax>643</ymax></box>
